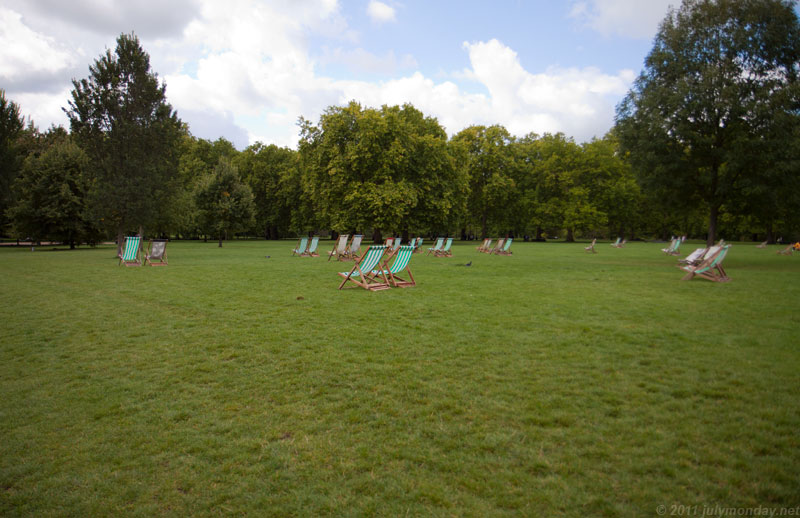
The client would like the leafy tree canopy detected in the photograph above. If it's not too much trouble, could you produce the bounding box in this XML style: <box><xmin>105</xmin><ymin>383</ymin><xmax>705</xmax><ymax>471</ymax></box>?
<box><xmin>615</xmin><ymin>0</ymin><xmax>800</xmax><ymax>244</ymax></box>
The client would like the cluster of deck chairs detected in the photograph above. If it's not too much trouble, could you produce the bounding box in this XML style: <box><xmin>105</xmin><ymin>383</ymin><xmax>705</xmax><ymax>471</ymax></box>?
<box><xmin>476</xmin><ymin>238</ymin><xmax>513</xmax><ymax>255</ymax></box>
<box><xmin>118</xmin><ymin>236</ymin><xmax>168</xmax><ymax>267</ymax></box>
<box><xmin>426</xmin><ymin>237</ymin><xmax>454</xmax><ymax>256</ymax></box>
<box><xmin>384</xmin><ymin>237</ymin><xmax>424</xmax><ymax>255</ymax></box>
<box><xmin>338</xmin><ymin>245</ymin><xmax>416</xmax><ymax>290</ymax></box>
<box><xmin>291</xmin><ymin>236</ymin><xmax>322</xmax><ymax>257</ymax></box>
<box><xmin>677</xmin><ymin>241</ymin><xmax>730</xmax><ymax>282</ymax></box>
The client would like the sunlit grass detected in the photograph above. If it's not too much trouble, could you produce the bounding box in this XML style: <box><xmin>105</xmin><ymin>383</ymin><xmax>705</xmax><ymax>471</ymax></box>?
<box><xmin>1</xmin><ymin>239</ymin><xmax>798</xmax><ymax>516</ymax></box>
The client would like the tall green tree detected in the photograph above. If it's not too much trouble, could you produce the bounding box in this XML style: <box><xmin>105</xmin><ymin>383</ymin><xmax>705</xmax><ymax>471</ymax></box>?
<box><xmin>299</xmin><ymin>102</ymin><xmax>464</xmax><ymax>241</ymax></box>
<box><xmin>450</xmin><ymin>125</ymin><xmax>516</xmax><ymax>239</ymax></box>
<box><xmin>65</xmin><ymin>32</ymin><xmax>183</xmax><ymax>252</ymax></box>
<box><xmin>7</xmin><ymin>136</ymin><xmax>94</xmax><ymax>248</ymax></box>
<box><xmin>615</xmin><ymin>0</ymin><xmax>800</xmax><ymax>245</ymax></box>
<box><xmin>236</xmin><ymin>143</ymin><xmax>298</xmax><ymax>239</ymax></box>
<box><xmin>0</xmin><ymin>90</ymin><xmax>25</xmax><ymax>234</ymax></box>
<box><xmin>195</xmin><ymin>159</ymin><xmax>255</xmax><ymax>247</ymax></box>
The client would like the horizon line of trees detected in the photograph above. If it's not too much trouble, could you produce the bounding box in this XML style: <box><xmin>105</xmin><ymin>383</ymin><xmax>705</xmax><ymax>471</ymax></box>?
<box><xmin>1</xmin><ymin>0</ymin><xmax>799</xmax><ymax>248</ymax></box>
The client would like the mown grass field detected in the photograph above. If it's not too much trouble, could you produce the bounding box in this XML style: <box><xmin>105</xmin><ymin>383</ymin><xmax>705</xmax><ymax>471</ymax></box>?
<box><xmin>1</xmin><ymin>239</ymin><xmax>799</xmax><ymax>517</ymax></box>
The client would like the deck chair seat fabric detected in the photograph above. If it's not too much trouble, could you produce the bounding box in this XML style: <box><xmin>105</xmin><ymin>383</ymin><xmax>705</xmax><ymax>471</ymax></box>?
<box><xmin>145</xmin><ymin>239</ymin><xmax>168</xmax><ymax>266</ymax></box>
<box><xmin>435</xmin><ymin>238</ymin><xmax>453</xmax><ymax>257</ymax></box>
<box><xmin>328</xmin><ymin>234</ymin><xmax>349</xmax><ymax>261</ymax></box>
<box><xmin>119</xmin><ymin>236</ymin><xmax>142</xmax><ymax>266</ymax></box>
<box><xmin>292</xmin><ymin>237</ymin><xmax>309</xmax><ymax>256</ymax></box>
<box><xmin>303</xmin><ymin>236</ymin><xmax>320</xmax><ymax>257</ymax></box>
<box><xmin>426</xmin><ymin>237</ymin><xmax>444</xmax><ymax>255</ymax></box>
<box><xmin>495</xmin><ymin>238</ymin><xmax>513</xmax><ymax>255</ymax></box>
<box><xmin>679</xmin><ymin>248</ymin><xmax>708</xmax><ymax>265</ymax></box>
<box><xmin>372</xmin><ymin>245</ymin><xmax>416</xmax><ymax>287</ymax></box>
<box><xmin>489</xmin><ymin>238</ymin><xmax>505</xmax><ymax>254</ymax></box>
<box><xmin>338</xmin><ymin>245</ymin><xmax>390</xmax><ymax>290</ymax></box>
<box><xmin>345</xmin><ymin>235</ymin><xmax>363</xmax><ymax>260</ymax></box>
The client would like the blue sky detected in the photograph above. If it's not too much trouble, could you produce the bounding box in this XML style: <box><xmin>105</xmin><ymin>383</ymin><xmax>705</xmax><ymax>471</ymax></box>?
<box><xmin>1</xmin><ymin>0</ymin><xmax>677</xmax><ymax>148</ymax></box>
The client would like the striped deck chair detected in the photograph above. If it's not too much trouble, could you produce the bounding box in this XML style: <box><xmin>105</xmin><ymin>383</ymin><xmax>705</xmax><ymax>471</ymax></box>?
<box><xmin>144</xmin><ymin>239</ymin><xmax>168</xmax><ymax>266</ymax></box>
<box><xmin>414</xmin><ymin>237</ymin><xmax>424</xmax><ymax>252</ymax></box>
<box><xmin>435</xmin><ymin>237</ymin><xmax>454</xmax><ymax>257</ymax></box>
<box><xmin>118</xmin><ymin>236</ymin><xmax>142</xmax><ymax>266</ymax></box>
<box><xmin>292</xmin><ymin>236</ymin><xmax>309</xmax><ymax>257</ymax></box>
<box><xmin>345</xmin><ymin>234</ymin><xmax>363</xmax><ymax>260</ymax></box>
<box><xmin>390</xmin><ymin>238</ymin><xmax>402</xmax><ymax>255</ymax></box>
<box><xmin>303</xmin><ymin>236</ymin><xmax>320</xmax><ymax>257</ymax></box>
<box><xmin>384</xmin><ymin>237</ymin><xmax>394</xmax><ymax>248</ymax></box>
<box><xmin>426</xmin><ymin>237</ymin><xmax>444</xmax><ymax>256</ymax></box>
<box><xmin>494</xmin><ymin>237</ymin><xmax>513</xmax><ymax>255</ymax></box>
<box><xmin>328</xmin><ymin>234</ymin><xmax>349</xmax><ymax>261</ymax></box>
<box><xmin>476</xmin><ymin>238</ymin><xmax>490</xmax><ymax>252</ymax></box>
<box><xmin>584</xmin><ymin>238</ymin><xmax>597</xmax><ymax>254</ymax></box>
<box><xmin>338</xmin><ymin>245</ymin><xmax>390</xmax><ymax>290</ymax></box>
<box><xmin>374</xmin><ymin>245</ymin><xmax>416</xmax><ymax>288</ymax></box>
<box><xmin>680</xmin><ymin>245</ymin><xmax>731</xmax><ymax>282</ymax></box>
<box><xmin>756</xmin><ymin>240</ymin><xmax>768</xmax><ymax>249</ymax></box>
<box><xmin>610</xmin><ymin>237</ymin><xmax>621</xmax><ymax>247</ymax></box>
<box><xmin>661</xmin><ymin>238</ymin><xmax>679</xmax><ymax>255</ymax></box>
<box><xmin>777</xmin><ymin>244</ymin><xmax>794</xmax><ymax>255</ymax></box>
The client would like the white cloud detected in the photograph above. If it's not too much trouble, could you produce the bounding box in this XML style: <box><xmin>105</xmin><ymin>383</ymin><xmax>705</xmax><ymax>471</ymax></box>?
<box><xmin>2</xmin><ymin>1</ymin><xmax>638</xmax><ymax>148</ymax></box>
<box><xmin>0</xmin><ymin>8</ymin><xmax>76</xmax><ymax>82</ymax></box>
<box><xmin>318</xmin><ymin>47</ymin><xmax>417</xmax><ymax>75</ymax></box>
<box><xmin>367</xmin><ymin>1</ymin><xmax>396</xmax><ymax>24</ymax></box>
<box><xmin>569</xmin><ymin>0</ymin><xmax>676</xmax><ymax>39</ymax></box>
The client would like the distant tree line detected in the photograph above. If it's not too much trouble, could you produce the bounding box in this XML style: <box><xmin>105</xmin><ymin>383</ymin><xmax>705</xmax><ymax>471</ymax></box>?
<box><xmin>1</xmin><ymin>0</ymin><xmax>799</xmax><ymax>248</ymax></box>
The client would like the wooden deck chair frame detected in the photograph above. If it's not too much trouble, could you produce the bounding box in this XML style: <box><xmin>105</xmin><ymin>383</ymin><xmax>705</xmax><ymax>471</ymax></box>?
<box><xmin>777</xmin><ymin>244</ymin><xmax>794</xmax><ymax>255</ymax></box>
<box><xmin>375</xmin><ymin>245</ymin><xmax>416</xmax><ymax>288</ymax></box>
<box><xmin>328</xmin><ymin>234</ymin><xmax>349</xmax><ymax>261</ymax></box>
<box><xmin>292</xmin><ymin>236</ymin><xmax>309</xmax><ymax>256</ymax></box>
<box><xmin>119</xmin><ymin>236</ymin><xmax>142</xmax><ymax>266</ymax></box>
<box><xmin>584</xmin><ymin>238</ymin><xmax>597</xmax><ymax>254</ymax></box>
<box><xmin>144</xmin><ymin>239</ymin><xmax>168</xmax><ymax>266</ymax></box>
<box><xmin>303</xmin><ymin>236</ymin><xmax>320</xmax><ymax>257</ymax></box>
<box><xmin>345</xmin><ymin>234</ymin><xmax>363</xmax><ymax>260</ymax></box>
<box><xmin>476</xmin><ymin>238</ymin><xmax>490</xmax><ymax>252</ymax></box>
<box><xmin>495</xmin><ymin>237</ymin><xmax>513</xmax><ymax>255</ymax></box>
<box><xmin>338</xmin><ymin>245</ymin><xmax>390</xmax><ymax>290</ymax></box>
<box><xmin>680</xmin><ymin>245</ymin><xmax>731</xmax><ymax>282</ymax></box>
<box><xmin>435</xmin><ymin>237</ymin><xmax>454</xmax><ymax>257</ymax></box>
<box><xmin>426</xmin><ymin>237</ymin><xmax>444</xmax><ymax>256</ymax></box>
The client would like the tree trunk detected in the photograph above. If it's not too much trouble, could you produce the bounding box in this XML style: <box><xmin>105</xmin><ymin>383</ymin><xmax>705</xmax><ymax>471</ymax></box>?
<box><xmin>218</xmin><ymin>231</ymin><xmax>223</xmax><ymax>247</ymax></box>
<box><xmin>566</xmin><ymin>228</ymin><xmax>575</xmax><ymax>242</ymax></box>
<box><xmin>116</xmin><ymin>226</ymin><xmax>124</xmax><ymax>257</ymax></box>
<box><xmin>372</xmin><ymin>229</ymin><xmax>382</xmax><ymax>244</ymax></box>
<box><xmin>766</xmin><ymin>220</ymin><xmax>774</xmax><ymax>244</ymax></box>
<box><xmin>481</xmin><ymin>212</ymin><xmax>487</xmax><ymax>240</ymax></box>
<box><xmin>707</xmin><ymin>204</ymin><xmax>719</xmax><ymax>247</ymax></box>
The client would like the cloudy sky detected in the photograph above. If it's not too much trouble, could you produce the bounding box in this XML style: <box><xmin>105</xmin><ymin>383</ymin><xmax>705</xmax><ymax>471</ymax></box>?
<box><xmin>1</xmin><ymin>0</ymin><xmax>677</xmax><ymax>149</ymax></box>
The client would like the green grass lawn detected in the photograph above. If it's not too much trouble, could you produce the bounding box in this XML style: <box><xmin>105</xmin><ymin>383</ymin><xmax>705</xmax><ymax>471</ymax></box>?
<box><xmin>1</xmin><ymin>239</ymin><xmax>799</xmax><ymax>517</ymax></box>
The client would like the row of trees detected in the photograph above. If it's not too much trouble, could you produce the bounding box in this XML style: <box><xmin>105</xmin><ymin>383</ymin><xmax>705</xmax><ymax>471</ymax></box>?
<box><xmin>1</xmin><ymin>0</ymin><xmax>799</xmax><ymax>248</ymax></box>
